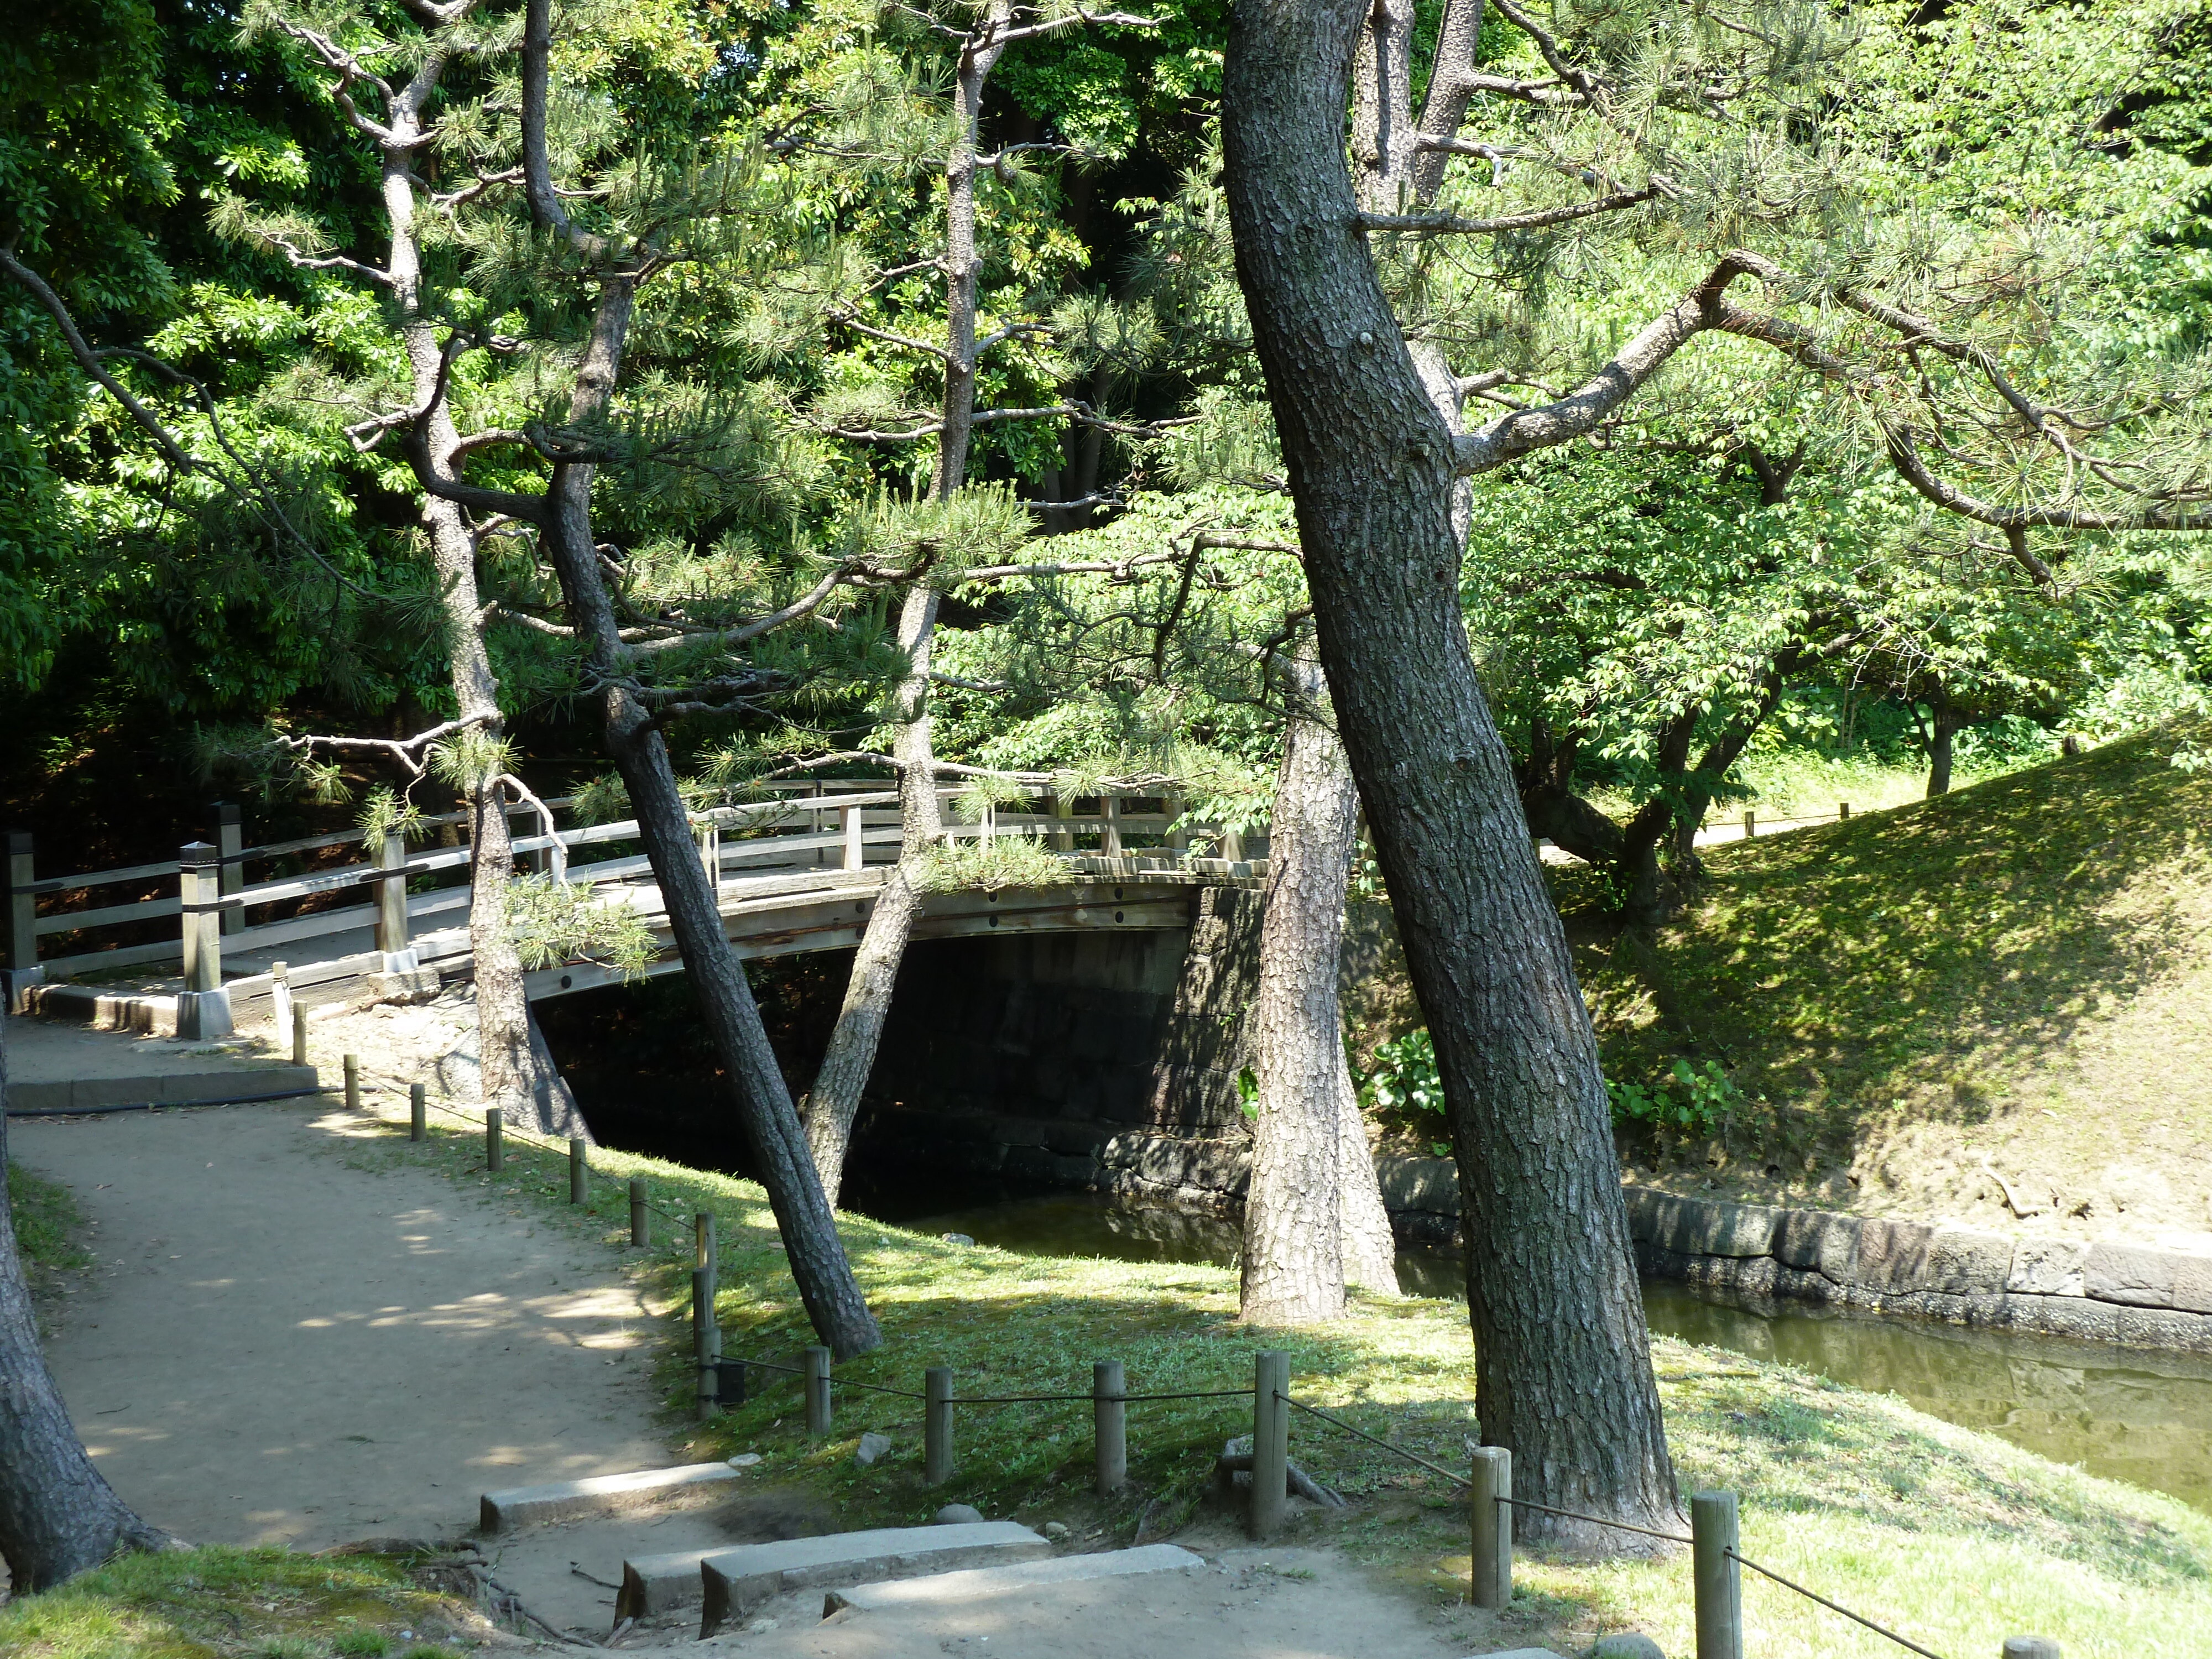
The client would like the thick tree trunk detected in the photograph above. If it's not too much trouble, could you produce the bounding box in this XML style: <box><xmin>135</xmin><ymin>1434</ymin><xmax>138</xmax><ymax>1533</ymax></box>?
<box><xmin>804</xmin><ymin>587</ymin><xmax>946</xmax><ymax>1201</ymax></box>
<box><xmin>1240</xmin><ymin>692</ymin><xmax>1356</xmax><ymax>1323</ymax></box>
<box><xmin>0</xmin><ymin>1025</ymin><xmax>173</xmax><ymax>1589</ymax></box>
<box><xmin>380</xmin><ymin>58</ymin><xmax>580</xmax><ymax>1140</ymax></box>
<box><xmin>1926</xmin><ymin>701</ymin><xmax>1961</xmax><ymax>796</ymax></box>
<box><xmin>1223</xmin><ymin>0</ymin><xmax>1679</xmax><ymax>1540</ymax></box>
<box><xmin>1243</xmin><ymin>653</ymin><xmax>1399</xmax><ymax>1321</ymax></box>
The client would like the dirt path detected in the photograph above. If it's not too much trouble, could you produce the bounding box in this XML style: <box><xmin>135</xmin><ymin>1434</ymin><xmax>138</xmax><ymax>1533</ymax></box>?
<box><xmin>15</xmin><ymin>1100</ymin><xmax>677</xmax><ymax>1551</ymax></box>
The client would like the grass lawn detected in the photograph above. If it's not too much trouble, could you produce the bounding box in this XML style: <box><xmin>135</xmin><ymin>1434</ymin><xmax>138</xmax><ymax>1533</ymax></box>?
<box><xmin>1570</xmin><ymin>725</ymin><xmax>2212</xmax><ymax>1233</ymax></box>
<box><xmin>8</xmin><ymin>1028</ymin><xmax>2212</xmax><ymax>1655</ymax></box>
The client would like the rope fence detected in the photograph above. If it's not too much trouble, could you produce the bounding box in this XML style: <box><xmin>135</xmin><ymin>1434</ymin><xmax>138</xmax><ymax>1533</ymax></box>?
<box><xmin>340</xmin><ymin>1055</ymin><xmax>2056</xmax><ymax>1659</ymax></box>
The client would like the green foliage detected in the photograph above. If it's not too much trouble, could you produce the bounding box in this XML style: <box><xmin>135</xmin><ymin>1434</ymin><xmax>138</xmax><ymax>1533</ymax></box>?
<box><xmin>355</xmin><ymin>785</ymin><xmax>427</xmax><ymax>848</ymax></box>
<box><xmin>1607</xmin><ymin>1060</ymin><xmax>1745</xmax><ymax>1139</ymax></box>
<box><xmin>905</xmin><ymin>834</ymin><xmax>1070</xmax><ymax>893</ymax></box>
<box><xmin>506</xmin><ymin>875</ymin><xmax>659</xmax><ymax>980</ymax></box>
<box><xmin>332</xmin><ymin>1632</ymin><xmax>392</xmax><ymax>1659</ymax></box>
<box><xmin>6</xmin><ymin>1161</ymin><xmax>90</xmax><ymax>1277</ymax></box>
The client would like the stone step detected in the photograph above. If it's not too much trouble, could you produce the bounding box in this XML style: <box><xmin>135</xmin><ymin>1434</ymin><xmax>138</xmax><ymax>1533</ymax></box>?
<box><xmin>478</xmin><ymin>1460</ymin><xmax>742</xmax><ymax>1533</ymax></box>
<box><xmin>822</xmin><ymin>1543</ymin><xmax>1205</xmax><ymax>1615</ymax></box>
<box><xmin>674</xmin><ymin>1521</ymin><xmax>1050</xmax><ymax>1635</ymax></box>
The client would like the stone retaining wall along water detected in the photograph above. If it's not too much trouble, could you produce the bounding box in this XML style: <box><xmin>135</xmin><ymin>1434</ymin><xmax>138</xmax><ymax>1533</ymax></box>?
<box><xmin>1371</xmin><ymin>1159</ymin><xmax>2212</xmax><ymax>1357</ymax></box>
<box><xmin>1624</xmin><ymin>1187</ymin><xmax>2212</xmax><ymax>1357</ymax></box>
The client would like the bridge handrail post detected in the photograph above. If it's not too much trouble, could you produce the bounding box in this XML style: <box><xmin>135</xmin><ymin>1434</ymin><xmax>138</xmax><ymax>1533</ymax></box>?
<box><xmin>6</xmin><ymin>831</ymin><xmax>39</xmax><ymax>1009</ymax></box>
<box><xmin>1049</xmin><ymin>789</ymin><xmax>1075</xmax><ymax>852</ymax></box>
<box><xmin>374</xmin><ymin>829</ymin><xmax>410</xmax><ymax>957</ymax></box>
<box><xmin>213</xmin><ymin>802</ymin><xmax>246</xmax><ymax>936</ymax></box>
<box><xmin>1101</xmin><ymin>792</ymin><xmax>1123</xmax><ymax>856</ymax></box>
<box><xmin>1164</xmin><ymin>791</ymin><xmax>1187</xmax><ymax>854</ymax></box>
<box><xmin>178</xmin><ymin>841</ymin><xmax>233</xmax><ymax>1040</ymax></box>
<box><xmin>841</xmin><ymin>804</ymin><xmax>864</xmax><ymax>872</ymax></box>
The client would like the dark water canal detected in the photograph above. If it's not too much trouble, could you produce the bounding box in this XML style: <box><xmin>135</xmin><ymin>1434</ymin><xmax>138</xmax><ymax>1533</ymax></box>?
<box><xmin>849</xmin><ymin>1181</ymin><xmax>2212</xmax><ymax>1516</ymax></box>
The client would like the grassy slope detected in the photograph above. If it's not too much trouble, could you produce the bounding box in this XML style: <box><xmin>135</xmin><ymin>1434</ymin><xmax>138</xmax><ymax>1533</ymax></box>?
<box><xmin>11</xmin><ymin>1097</ymin><xmax>2194</xmax><ymax>1659</ymax></box>
<box><xmin>1573</xmin><ymin>726</ymin><xmax>2212</xmax><ymax>1237</ymax></box>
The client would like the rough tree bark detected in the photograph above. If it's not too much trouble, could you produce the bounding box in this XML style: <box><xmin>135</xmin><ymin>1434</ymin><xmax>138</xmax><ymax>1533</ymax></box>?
<box><xmin>1223</xmin><ymin>0</ymin><xmax>1680</xmax><ymax>1536</ymax></box>
<box><xmin>0</xmin><ymin>1024</ymin><xmax>173</xmax><ymax>1589</ymax></box>
<box><xmin>1925</xmin><ymin>698</ymin><xmax>1963</xmax><ymax>796</ymax></box>
<box><xmin>1241</xmin><ymin>648</ymin><xmax>1398</xmax><ymax>1322</ymax></box>
<box><xmin>800</xmin><ymin>4</ymin><xmax>1012</xmax><ymax>1196</ymax></box>
<box><xmin>508</xmin><ymin>0</ymin><xmax>879</xmax><ymax>1354</ymax></box>
<box><xmin>364</xmin><ymin>24</ymin><xmax>586</xmax><ymax>1140</ymax></box>
<box><xmin>803</xmin><ymin>585</ymin><xmax>945</xmax><ymax>1201</ymax></box>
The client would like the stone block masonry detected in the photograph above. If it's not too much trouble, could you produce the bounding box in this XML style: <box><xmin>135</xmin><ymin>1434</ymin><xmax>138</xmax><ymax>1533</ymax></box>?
<box><xmin>1611</xmin><ymin>1184</ymin><xmax>2212</xmax><ymax>1358</ymax></box>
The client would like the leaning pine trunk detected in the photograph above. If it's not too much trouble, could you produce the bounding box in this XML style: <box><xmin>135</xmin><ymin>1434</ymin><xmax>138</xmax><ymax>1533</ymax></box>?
<box><xmin>1224</xmin><ymin>0</ymin><xmax>1679</xmax><ymax>1538</ymax></box>
<box><xmin>0</xmin><ymin>1024</ymin><xmax>173</xmax><ymax>1588</ymax></box>
<box><xmin>540</xmin><ymin>283</ymin><xmax>881</xmax><ymax>1359</ymax></box>
<box><xmin>804</xmin><ymin>587</ymin><xmax>945</xmax><ymax>1202</ymax></box>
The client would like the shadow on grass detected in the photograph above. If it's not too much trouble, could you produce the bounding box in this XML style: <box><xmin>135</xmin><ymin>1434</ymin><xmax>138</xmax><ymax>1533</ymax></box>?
<box><xmin>1573</xmin><ymin>727</ymin><xmax>2212</xmax><ymax>1155</ymax></box>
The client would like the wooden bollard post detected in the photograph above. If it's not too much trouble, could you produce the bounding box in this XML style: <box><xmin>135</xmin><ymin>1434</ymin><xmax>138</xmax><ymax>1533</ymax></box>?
<box><xmin>1741</xmin><ymin>810</ymin><xmax>1756</xmax><ymax>839</ymax></box>
<box><xmin>804</xmin><ymin>1345</ymin><xmax>833</xmax><ymax>1436</ymax></box>
<box><xmin>693</xmin><ymin>1267</ymin><xmax>719</xmax><ymax>1421</ymax></box>
<box><xmin>924</xmin><ymin>1366</ymin><xmax>954</xmax><ymax>1485</ymax></box>
<box><xmin>1249</xmin><ymin>1350</ymin><xmax>1290</xmax><ymax>1540</ymax></box>
<box><xmin>1691</xmin><ymin>1490</ymin><xmax>1743</xmax><ymax>1659</ymax></box>
<box><xmin>629</xmin><ymin>1178</ymin><xmax>650</xmax><ymax>1247</ymax></box>
<box><xmin>291</xmin><ymin>999</ymin><xmax>309</xmax><ymax>1068</ymax></box>
<box><xmin>695</xmin><ymin>1211</ymin><xmax>717</xmax><ymax>1274</ymax></box>
<box><xmin>486</xmin><ymin>1107</ymin><xmax>503</xmax><ymax>1172</ymax></box>
<box><xmin>1093</xmin><ymin>1360</ymin><xmax>1126</xmax><ymax>1495</ymax></box>
<box><xmin>408</xmin><ymin>1082</ymin><xmax>426</xmax><ymax>1142</ymax></box>
<box><xmin>1839</xmin><ymin>800</ymin><xmax>1851</xmax><ymax>822</ymax></box>
<box><xmin>2002</xmin><ymin>1641</ymin><xmax>2060</xmax><ymax>1659</ymax></box>
<box><xmin>1469</xmin><ymin>1445</ymin><xmax>1512</xmax><ymax>1609</ymax></box>
<box><xmin>569</xmin><ymin>1137</ymin><xmax>588</xmax><ymax>1204</ymax></box>
<box><xmin>343</xmin><ymin>1053</ymin><xmax>359</xmax><ymax>1113</ymax></box>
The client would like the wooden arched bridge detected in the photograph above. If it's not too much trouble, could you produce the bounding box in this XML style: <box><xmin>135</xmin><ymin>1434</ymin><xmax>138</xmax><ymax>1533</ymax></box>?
<box><xmin>4</xmin><ymin>786</ymin><xmax>1267</xmax><ymax>1035</ymax></box>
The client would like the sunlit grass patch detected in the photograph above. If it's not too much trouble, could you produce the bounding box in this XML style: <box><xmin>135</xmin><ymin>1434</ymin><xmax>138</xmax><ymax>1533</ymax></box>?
<box><xmin>312</xmin><ymin>1026</ymin><xmax>2212</xmax><ymax>1659</ymax></box>
<box><xmin>0</xmin><ymin>1546</ymin><xmax>468</xmax><ymax>1659</ymax></box>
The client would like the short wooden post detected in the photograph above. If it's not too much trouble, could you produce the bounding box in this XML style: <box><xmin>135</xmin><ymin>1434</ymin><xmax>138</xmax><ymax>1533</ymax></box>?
<box><xmin>1249</xmin><ymin>1350</ymin><xmax>1290</xmax><ymax>1539</ymax></box>
<box><xmin>409</xmin><ymin>1082</ymin><xmax>426</xmax><ymax>1141</ymax></box>
<box><xmin>486</xmin><ymin>1107</ymin><xmax>504</xmax><ymax>1171</ymax></box>
<box><xmin>270</xmin><ymin>958</ymin><xmax>291</xmax><ymax>1043</ymax></box>
<box><xmin>5</xmin><ymin>831</ymin><xmax>36</xmax><ymax>980</ymax></box>
<box><xmin>1469</xmin><ymin>1445</ymin><xmax>1512</xmax><ymax>1609</ymax></box>
<box><xmin>291</xmin><ymin>998</ymin><xmax>310</xmax><ymax>1068</ymax></box>
<box><xmin>1102</xmin><ymin>794</ymin><xmax>1123</xmax><ymax>855</ymax></box>
<box><xmin>695</xmin><ymin>1211</ymin><xmax>717</xmax><ymax>1275</ymax></box>
<box><xmin>343</xmin><ymin>1053</ymin><xmax>359</xmax><ymax>1113</ymax></box>
<box><xmin>1691</xmin><ymin>1490</ymin><xmax>1743</xmax><ymax>1659</ymax></box>
<box><xmin>374</xmin><ymin>829</ymin><xmax>410</xmax><ymax>956</ymax></box>
<box><xmin>804</xmin><ymin>1344</ymin><xmax>832</xmax><ymax>1436</ymax></box>
<box><xmin>629</xmin><ymin>1178</ymin><xmax>650</xmax><ymax>1246</ymax></box>
<box><xmin>924</xmin><ymin>1365</ymin><xmax>955</xmax><ymax>1484</ymax></box>
<box><xmin>1741</xmin><ymin>810</ymin><xmax>1756</xmax><ymax>840</ymax></box>
<box><xmin>1164</xmin><ymin>791</ymin><xmax>1187</xmax><ymax>853</ymax></box>
<box><xmin>1093</xmin><ymin>1359</ymin><xmax>1127</xmax><ymax>1495</ymax></box>
<box><xmin>2002</xmin><ymin>1640</ymin><xmax>2060</xmax><ymax>1659</ymax></box>
<box><xmin>569</xmin><ymin>1136</ymin><xmax>588</xmax><ymax>1203</ymax></box>
<box><xmin>693</xmin><ymin>1266</ymin><xmax>720</xmax><ymax>1421</ymax></box>
<box><xmin>1839</xmin><ymin>800</ymin><xmax>1851</xmax><ymax>821</ymax></box>
<box><xmin>179</xmin><ymin>842</ymin><xmax>222</xmax><ymax>992</ymax></box>
<box><xmin>1219</xmin><ymin>825</ymin><xmax>1246</xmax><ymax>864</ymax></box>
<box><xmin>1050</xmin><ymin>790</ymin><xmax>1075</xmax><ymax>853</ymax></box>
<box><xmin>213</xmin><ymin>802</ymin><xmax>245</xmax><ymax>936</ymax></box>
<box><xmin>841</xmin><ymin>804</ymin><xmax>864</xmax><ymax>872</ymax></box>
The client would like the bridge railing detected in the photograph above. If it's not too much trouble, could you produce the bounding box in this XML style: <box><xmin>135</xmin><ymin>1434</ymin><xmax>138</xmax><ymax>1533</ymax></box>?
<box><xmin>3</xmin><ymin>783</ymin><xmax>1251</xmax><ymax>1007</ymax></box>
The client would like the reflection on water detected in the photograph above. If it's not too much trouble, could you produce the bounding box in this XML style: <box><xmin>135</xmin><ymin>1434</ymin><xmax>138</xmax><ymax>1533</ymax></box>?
<box><xmin>860</xmin><ymin>1182</ymin><xmax>2212</xmax><ymax>1516</ymax></box>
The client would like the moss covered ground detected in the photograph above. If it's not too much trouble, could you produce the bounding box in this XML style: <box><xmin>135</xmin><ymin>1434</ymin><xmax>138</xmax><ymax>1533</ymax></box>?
<box><xmin>1569</xmin><ymin>726</ymin><xmax>2212</xmax><ymax>1234</ymax></box>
